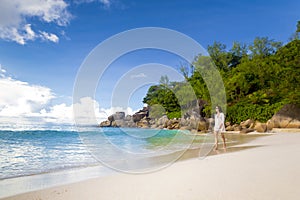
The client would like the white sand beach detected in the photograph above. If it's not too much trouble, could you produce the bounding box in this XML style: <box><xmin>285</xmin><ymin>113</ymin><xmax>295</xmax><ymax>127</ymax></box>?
<box><xmin>3</xmin><ymin>131</ymin><xmax>300</xmax><ymax>200</ymax></box>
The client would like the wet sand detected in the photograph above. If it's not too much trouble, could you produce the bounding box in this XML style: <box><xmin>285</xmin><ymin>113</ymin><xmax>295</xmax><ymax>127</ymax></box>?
<box><xmin>3</xmin><ymin>132</ymin><xmax>300</xmax><ymax>200</ymax></box>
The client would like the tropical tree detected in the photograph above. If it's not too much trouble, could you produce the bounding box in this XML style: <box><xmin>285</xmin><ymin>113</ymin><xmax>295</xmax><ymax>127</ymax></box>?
<box><xmin>207</xmin><ymin>42</ymin><xmax>231</xmax><ymax>71</ymax></box>
<box><xmin>229</xmin><ymin>41</ymin><xmax>248</xmax><ymax>68</ymax></box>
<box><xmin>249</xmin><ymin>37</ymin><xmax>282</xmax><ymax>58</ymax></box>
<box><xmin>143</xmin><ymin>22</ymin><xmax>300</xmax><ymax>123</ymax></box>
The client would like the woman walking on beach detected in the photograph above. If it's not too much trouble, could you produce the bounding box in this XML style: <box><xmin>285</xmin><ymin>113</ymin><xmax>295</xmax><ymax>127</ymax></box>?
<box><xmin>214</xmin><ymin>106</ymin><xmax>226</xmax><ymax>150</ymax></box>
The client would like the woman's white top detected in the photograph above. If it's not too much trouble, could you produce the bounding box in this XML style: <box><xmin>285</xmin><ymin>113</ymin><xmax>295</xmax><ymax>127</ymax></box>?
<box><xmin>214</xmin><ymin>113</ymin><xmax>225</xmax><ymax>132</ymax></box>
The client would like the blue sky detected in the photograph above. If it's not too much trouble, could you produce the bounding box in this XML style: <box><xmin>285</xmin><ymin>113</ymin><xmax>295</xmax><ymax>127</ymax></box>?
<box><xmin>0</xmin><ymin>0</ymin><xmax>299</xmax><ymax>126</ymax></box>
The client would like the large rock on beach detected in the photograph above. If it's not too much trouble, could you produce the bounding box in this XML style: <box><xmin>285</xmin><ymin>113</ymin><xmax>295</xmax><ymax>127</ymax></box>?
<box><xmin>197</xmin><ymin>119</ymin><xmax>208</xmax><ymax>132</ymax></box>
<box><xmin>180</xmin><ymin>118</ymin><xmax>189</xmax><ymax>127</ymax></box>
<box><xmin>133</xmin><ymin>107</ymin><xmax>149</xmax><ymax>123</ymax></box>
<box><xmin>107</xmin><ymin>112</ymin><xmax>125</xmax><ymax>123</ymax></box>
<box><xmin>287</xmin><ymin>119</ymin><xmax>300</xmax><ymax>128</ymax></box>
<box><xmin>266</xmin><ymin>120</ymin><xmax>275</xmax><ymax>131</ymax></box>
<box><xmin>226</xmin><ymin>125</ymin><xmax>234</xmax><ymax>131</ymax></box>
<box><xmin>233</xmin><ymin>124</ymin><xmax>242</xmax><ymax>131</ymax></box>
<box><xmin>115</xmin><ymin>120</ymin><xmax>125</xmax><ymax>127</ymax></box>
<box><xmin>99</xmin><ymin>120</ymin><xmax>111</xmax><ymax>127</ymax></box>
<box><xmin>165</xmin><ymin>119</ymin><xmax>179</xmax><ymax>129</ymax></box>
<box><xmin>189</xmin><ymin>118</ymin><xmax>199</xmax><ymax>130</ymax></box>
<box><xmin>254</xmin><ymin>122</ymin><xmax>267</xmax><ymax>133</ymax></box>
<box><xmin>268</xmin><ymin>104</ymin><xmax>300</xmax><ymax>129</ymax></box>
<box><xmin>157</xmin><ymin>115</ymin><xmax>169</xmax><ymax>126</ymax></box>
<box><xmin>108</xmin><ymin>115</ymin><xmax>114</xmax><ymax>122</ymax></box>
<box><xmin>240</xmin><ymin>128</ymin><xmax>255</xmax><ymax>134</ymax></box>
<box><xmin>225</xmin><ymin>121</ymin><xmax>231</xmax><ymax>127</ymax></box>
<box><xmin>114</xmin><ymin>112</ymin><xmax>125</xmax><ymax>120</ymax></box>
<box><xmin>133</xmin><ymin>113</ymin><xmax>145</xmax><ymax>123</ymax></box>
<box><xmin>240</xmin><ymin>119</ymin><xmax>254</xmax><ymax>129</ymax></box>
<box><xmin>124</xmin><ymin>115</ymin><xmax>133</xmax><ymax>121</ymax></box>
<box><xmin>137</xmin><ymin>117</ymin><xmax>150</xmax><ymax>128</ymax></box>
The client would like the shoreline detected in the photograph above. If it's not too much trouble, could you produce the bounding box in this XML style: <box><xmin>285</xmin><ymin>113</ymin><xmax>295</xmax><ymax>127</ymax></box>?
<box><xmin>0</xmin><ymin>165</ymin><xmax>115</xmax><ymax>199</ymax></box>
<box><xmin>2</xmin><ymin>131</ymin><xmax>300</xmax><ymax>200</ymax></box>
<box><xmin>1</xmin><ymin>131</ymin><xmax>271</xmax><ymax>199</ymax></box>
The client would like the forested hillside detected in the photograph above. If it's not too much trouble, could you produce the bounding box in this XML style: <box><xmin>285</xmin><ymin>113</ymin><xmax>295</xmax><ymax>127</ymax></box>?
<box><xmin>143</xmin><ymin>22</ymin><xmax>300</xmax><ymax>123</ymax></box>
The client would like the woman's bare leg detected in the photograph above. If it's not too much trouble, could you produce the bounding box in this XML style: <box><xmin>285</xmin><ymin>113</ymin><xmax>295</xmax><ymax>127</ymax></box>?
<box><xmin>221</xmin><ymin>132</ymin><xmax>226</xmax><ymax>150</ymax></box>
<box><xmin>214</xmin><ymin>131</ymin><xmax>219</xmax><ymax>150</ymax></box>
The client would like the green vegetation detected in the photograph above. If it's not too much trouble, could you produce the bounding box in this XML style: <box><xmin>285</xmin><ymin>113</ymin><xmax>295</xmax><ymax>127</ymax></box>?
<box><xmin>143</xmin><ymin>21</ymin><xmax>300</xmax><ymax>123</ymax></box>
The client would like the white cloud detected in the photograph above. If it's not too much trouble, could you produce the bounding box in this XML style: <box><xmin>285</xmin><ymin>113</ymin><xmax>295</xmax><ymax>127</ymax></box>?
<box><xmin>24</xmin><ymin>24</ymin><xmax>36</xmax><ymax>40</ymax></box>
<box><xmin>74</xmin><ymin>0</ymin><xmax>112</xmax><ymax>8</ymax></box>
<box><xmin>0</xmin><ymin>0</ymin><xmax>71</xmax><ymax>44</ymax></box>
<box><xmin>0</xmin><ymin>75</ymin><xmax>55</xmax><ymax>117</ymax></box>
<box><xmin>0</xmin><ymin>0</ymin><xmax>115</xmax><ymax>44</ymax></box>
<box><xmin>39</xmin><ymin>103</ymin><xmax>74</xmax><ymax>124</ymax></box>
<box><xmin>73</xmin><ymin>97</ymin><xmax>136</xmax><ymax>125</ymax></box>
<box><xmin>39</xmin><ymin>31</ymin><xmax>59</xmax><ymax>43</ymax></box>
<box><xmin>0</xmin><ymin>66</ymin><xmax>136</xmax><ymax>128</ymax></box>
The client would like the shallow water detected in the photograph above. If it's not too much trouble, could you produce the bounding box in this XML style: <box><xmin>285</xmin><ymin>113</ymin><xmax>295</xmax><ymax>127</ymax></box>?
<box><xmin>0</xmin><ymin>127</ymin><xmax>208</xmax><ymax>179</ymax></box>
<box><xmin>0</xmin><ymin>126</ymin><xmax>267</xmax><ymax>198</ymax></box>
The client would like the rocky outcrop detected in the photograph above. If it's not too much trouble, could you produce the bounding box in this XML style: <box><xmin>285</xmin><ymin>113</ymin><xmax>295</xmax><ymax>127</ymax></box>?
<box><xmin>103</xmin><ymin>112</ymin><xmax>126</xmax><ymax>127</ymax></box>
<box><xmin>198</xmin><ymin>119</ymin><xmax>208</xmax><ymax>132</ymax></box>
<box><xmin>240</xmin><ymin>119</ymin><xmax>255</xmax><ymax>129</ymax></box>
<box><xmin>268</xmin><ymin>104</ymin><xmax>300</xmax><ymax>129</ymax></box>
<box><xmin>226</xmin><ymin>124</ymin><xmax>242</xmax><ymax>132</ymax></box>
<box><xmin>136</xmin><ymin>117</ymin><xmax>150</xmax><ymax>128</ymax></box>
<box><xmin>100</xmin><ymin>112</ymin><xmax>137</xmax><ymax>128</ymax></box>
<box><xmin>132</xmin><ymin>107</ymin><xmax>149</xmax><ymax>122</ymax></box>
<box><xmin>99</xmin><ymin>104</ymin><xmax>300</xmax><ymax>134</ymax></box>
<box><xmin>99</xmin><ymin>99</ymin><xmax>210</xmax><ymax>132</ymax></box>
<box><xmin>226</xmin><ymin>104</ymin><xmax>300</xmax><ymax>134</ymax></box>
<box><xmin>99</xmin><ymin>108</ymin><xmax>211</xmax><ymax>133</ymax></box>
<box><xmin>227</xmin><ymin>120</ymin><xmax>266</xmax><ymax>133</ymax></box>
<box><xmin>254</xmin><ymin>122</ymin><xmax>267</xmax><ymax>133</ymax></box>
<box><xmin>240</xmin><ymin>128</ymin><xmax>255</xmax><ymax>134</ymax></box>
<box><xmin>114</xmin><ymin>112</ymin><xmax>125</xmax><ymax>120</ymax></box>
<box><xmin>99</xmin><ymin>120</ymin><xmax>111</xmax><ymax>127</ymax></box>
<box><xmin>100</xmin><ymin>107</ymin><xmax>149</xmax><ymax>128</ymax></box>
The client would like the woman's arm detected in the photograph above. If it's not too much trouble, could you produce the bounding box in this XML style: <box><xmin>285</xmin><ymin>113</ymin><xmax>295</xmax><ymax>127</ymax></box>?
<box><xmin>219</xmin><ymin>113</ymin><xmax>225</xmax><ymax>129</ymax></box>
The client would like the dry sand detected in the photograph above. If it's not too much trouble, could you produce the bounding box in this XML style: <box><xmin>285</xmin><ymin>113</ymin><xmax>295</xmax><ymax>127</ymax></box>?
<box><xmin>3</xmin><ymin>132</ymin><xmax>300</xmax><ymax>200</ymax></box>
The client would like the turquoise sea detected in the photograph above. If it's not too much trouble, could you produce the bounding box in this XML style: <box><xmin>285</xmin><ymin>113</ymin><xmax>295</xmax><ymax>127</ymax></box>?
<box><xmin>0</xmin><ymin>126</ymin><xmax>208</xmax><ymax>180</ymax></box>
<box><xmin>0</xmin><ymin>125</ymin><xmax>263</xmax><ymax>198</ymax></box>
